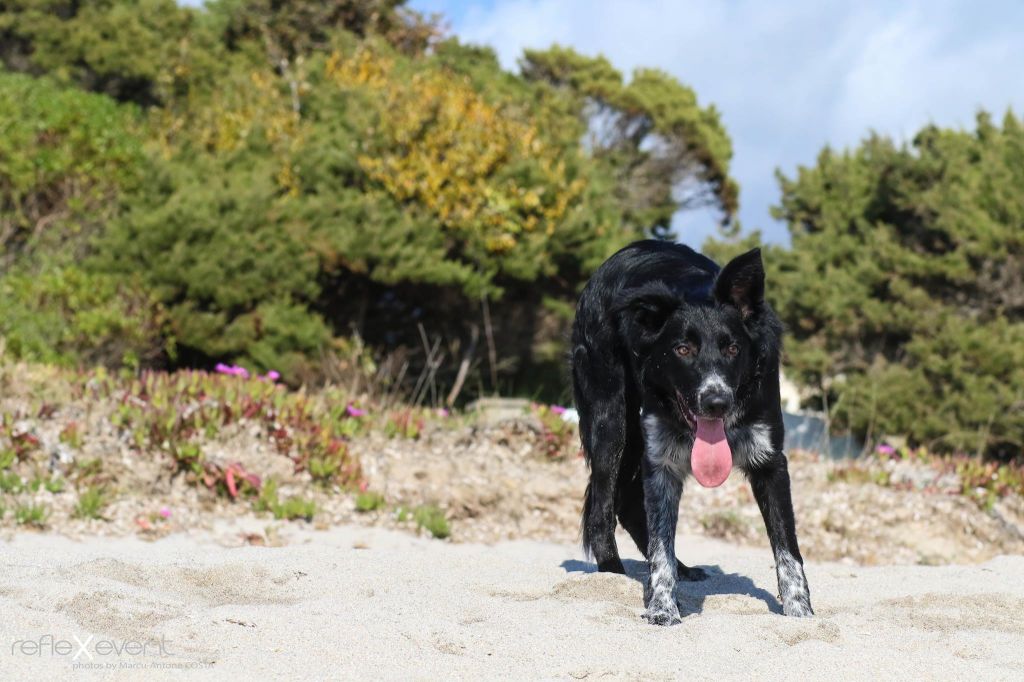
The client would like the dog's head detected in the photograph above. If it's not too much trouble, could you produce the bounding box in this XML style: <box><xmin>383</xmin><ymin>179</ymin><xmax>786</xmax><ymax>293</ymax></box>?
<box><xmin>614</xmin><ymin>248</ymin><xmax>774</xmax><ymax>486</ymax></box>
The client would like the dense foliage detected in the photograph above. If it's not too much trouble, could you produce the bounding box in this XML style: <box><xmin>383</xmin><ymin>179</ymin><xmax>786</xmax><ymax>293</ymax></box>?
<box><xmin>0</xmin><ymin>71</ymin><xmax>143</xmax><ymax>265</ymax></box>
<box><xmin>709</xmin><ymin>113</ymin><xmax>1024</xmax><ymax>458</ymax></box>
<box><xmin>0</xmin><ymin>71</ymin><xmax>170</xmax><ymax>366</ymax></box>
<box><xmin>1</xmin><ymin>0</ymin><xmax>735</xmax><ymax>389</ymax></box>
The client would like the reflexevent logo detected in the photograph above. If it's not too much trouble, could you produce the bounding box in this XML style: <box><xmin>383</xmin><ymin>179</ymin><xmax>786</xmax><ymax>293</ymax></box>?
<box><xmin>9</xmin><ymin>633</ymin><xmax>214</xmax><ymax>671</ymax></box>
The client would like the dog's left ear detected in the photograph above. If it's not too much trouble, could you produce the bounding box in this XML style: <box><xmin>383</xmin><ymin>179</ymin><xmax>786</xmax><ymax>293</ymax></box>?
<box><xmin>714</xmin><ymin>248</ymin><xmax>765</xmax><ymax>319</ymax></box>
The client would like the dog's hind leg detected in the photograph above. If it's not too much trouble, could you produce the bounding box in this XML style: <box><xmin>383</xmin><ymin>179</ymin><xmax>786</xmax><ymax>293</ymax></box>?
<box><xmin>575</xmin><ymin>347</ymin><xmax>627</xmax><ymax>574</ymax></box>
<box><xmin>582</xmin><ymin>477</ymin><xmax>623</xmax><ymax>573</ymax></box>
<box><xmin>748</xmin><ymin>455</ymin><xmax>813</xmax><ymax>617</ymax></box>
<box><xmin>580</xmin><ymin>403</ymin><xmax>626</xmax><ymax>572</ymax></box>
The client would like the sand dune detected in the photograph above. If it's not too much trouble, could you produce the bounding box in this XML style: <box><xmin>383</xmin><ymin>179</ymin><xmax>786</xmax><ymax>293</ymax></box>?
<box><xmin>2</xmin><ymin>523</ymin><xmax>1022</xmax><ymax>680</ymax></box>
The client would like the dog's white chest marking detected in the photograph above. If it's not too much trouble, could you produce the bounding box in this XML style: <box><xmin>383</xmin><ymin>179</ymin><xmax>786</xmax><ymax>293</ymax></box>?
<box><xmin>642</xmin><ymin>414</ymin><xmax>691</xmax><ymax>479</ymax></box>
<box><xmin>730</xmin><ymin>422</ymin><xmax>775</xmax><ymax>468</ymax></box>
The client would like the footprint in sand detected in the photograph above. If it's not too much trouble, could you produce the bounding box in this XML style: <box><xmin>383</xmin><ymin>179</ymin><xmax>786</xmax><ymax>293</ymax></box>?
<box><xmin>485</xmin><ymin>573</ymin><xmax>644</xmax><ymax>622</ymax></box>
<box><xmin>32</xmin><ymin>556</ymin><xmax>309</xmax><ymax>662</ymax></box>
<box><xmin>883</xmin><ymin>593</ymin><xmax>1024</xmax><ymax>636</ymax></box>
<box><xmin>702</xmin><ymin>593</ymin><xmax>773</xmax><ymax>616</ymax></box>
<box><xmin>64</xmin><ymin>557</ymin><xmax>301</xmax><ymax>606</ymax></box>
<box><xmin>56</xmin><ymin>589</ymin><xmax>177</xmax><ymax>642</ymax></box>
<box><xmin>550</xmin><ymin>574</ymin><xmax>641</xmax><ymax>607</ymax></box>
<box><xmin>766</xmin><ymin>618</ymin><xmax>842</xmax><ymax>646</ymax></box>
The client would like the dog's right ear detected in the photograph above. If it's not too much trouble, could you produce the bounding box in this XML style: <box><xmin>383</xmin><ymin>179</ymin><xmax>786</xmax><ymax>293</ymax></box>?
<box><xmin>612</xmin><ymin>282</ymin><xmax>680</xmax><ymax>338</ymax></box>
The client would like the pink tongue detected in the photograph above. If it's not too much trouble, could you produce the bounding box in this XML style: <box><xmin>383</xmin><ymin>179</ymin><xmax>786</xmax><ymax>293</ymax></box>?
<box><xmin>691</xmin><ymin>418</ymin><xmax>732</xmax><ymax>488</ymax></box>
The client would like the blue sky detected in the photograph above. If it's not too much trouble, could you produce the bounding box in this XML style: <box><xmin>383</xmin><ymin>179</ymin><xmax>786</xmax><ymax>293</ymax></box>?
<box><xmin>409</xmin><ymin>0</ymin><xmax>1024</xmax><ymax>244</ymax></box>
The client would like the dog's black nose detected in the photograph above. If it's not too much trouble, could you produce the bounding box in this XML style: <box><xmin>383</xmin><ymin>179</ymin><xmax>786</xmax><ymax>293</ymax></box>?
<box><xmin>699</xmin><ymin>391</ymin><xmax>733</xmax><ymax>418</ymax></box>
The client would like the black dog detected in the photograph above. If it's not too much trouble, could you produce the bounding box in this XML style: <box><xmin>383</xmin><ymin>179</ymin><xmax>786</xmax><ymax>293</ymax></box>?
<box><xmin>570</xmin><ymin>240</ymin><xmax>812</xmax><ymax>625</ymax></box>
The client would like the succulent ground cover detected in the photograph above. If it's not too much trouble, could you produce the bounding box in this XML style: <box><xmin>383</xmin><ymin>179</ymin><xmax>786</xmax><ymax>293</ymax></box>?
<box><xmin>1</xmin><ymin>358</ymin><xmax>1022</xmax><ymax>566</ymax></box>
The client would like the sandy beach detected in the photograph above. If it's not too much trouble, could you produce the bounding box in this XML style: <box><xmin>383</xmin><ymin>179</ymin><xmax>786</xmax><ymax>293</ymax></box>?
<box><xmin>1</xmin><ymin>364</ymin><xmax>1022</xmax><ymax>680</ymax></box>
<box><xmin>1</xmin><ymin>368</ymin><xmax>1022</xmax><ymax>681</ymax></box>
<box><xmin>2</xmin><ymin>521</ymin><xmax>1022</xmax><ymax>681</ymax></box>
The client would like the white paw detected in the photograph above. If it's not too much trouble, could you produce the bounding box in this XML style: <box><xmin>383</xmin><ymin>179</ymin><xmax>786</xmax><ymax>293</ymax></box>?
<box><xmin>783</xmin><ymin>597</ymin><xmax>814</xmax><ymax>617</ymax></box>
<box><xmin>643</xmin><ymin>600</ymin><xmax>682</xmax><ymax>626</ymax></box>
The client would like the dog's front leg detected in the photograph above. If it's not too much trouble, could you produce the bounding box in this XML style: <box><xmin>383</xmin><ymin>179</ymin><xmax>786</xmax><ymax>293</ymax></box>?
<box><xmin>749</xmin><ymin>457</ymin><xmax>813</xmax><ymax>617</ymax></box>
<box><xmin>641</xmin><ymin>458</ymin><xmax>683</xmax><ymax>625</ymax></box>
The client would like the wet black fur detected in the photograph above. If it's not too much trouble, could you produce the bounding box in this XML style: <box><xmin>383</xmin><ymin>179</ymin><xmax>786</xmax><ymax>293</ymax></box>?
<box><xmin>571</xmin><ymin>240</ymin><xmax>807</xmax><ymax>588</ymax></box>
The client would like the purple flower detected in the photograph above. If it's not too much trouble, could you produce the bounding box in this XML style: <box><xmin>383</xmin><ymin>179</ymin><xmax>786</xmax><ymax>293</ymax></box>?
<box><xmin>550</xmin><ymin>405</ymin><xmax>567</xmax><ymax>415</ymax></box>
<box><xmin>876</xmin><ymin>444</ymin><xmax>895</xmax><ymax>456</ymax></box>
<box><xmin>265</xmin><ymin>370</ymin><xmax>280</xmax><ymax>382</ymax></box>
<box><xmin>215</xmin><ymin>363</ymin><xmax>233</xmax><ymax>375</ymax></box>
<box><xmin>346</xmin><ymin>404</ymin><xmax>367</xmax><ymax>417</ymax></box>
<box><xmin>158</xmin><ymin>506</ymin><xmax>172</xmax><ymax>519</ymax></box>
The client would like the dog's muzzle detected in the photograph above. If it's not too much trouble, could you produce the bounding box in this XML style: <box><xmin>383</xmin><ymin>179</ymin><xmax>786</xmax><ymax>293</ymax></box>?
<box><xmin>698</xmin><ymin>387</ymin><xmax>733</xmax><ymax>419</ymax></box>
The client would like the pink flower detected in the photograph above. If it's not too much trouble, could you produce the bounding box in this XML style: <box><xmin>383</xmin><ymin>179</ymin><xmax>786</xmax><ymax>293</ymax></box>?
<box><xmin>265</xmin><ymin>370</ymin><xmax>280</xmax><ymax>382</ymax></box>
<box><xmin>876</xmin><ymin>444</ymin><xmax>895</xmax><ymax>456</ymax></box>
<box><xmin>346</xmin><ymin>405</ymin><xmax>367</xmax><ymax>417</ymax></box>
<box><xmin>358</xmin><ymin>480</ymin><xmax>369</xmax><ymax>493</ymax></box>
<box><xmin>550</xmin><ymin>405</ymin><xmax>567</xmax><ymax>415</ymax></box>
<box><xmin>159</xmin><ymin>506</ymin><xmax>172</xmax><ymax>519</ymax></box>
<box><xmin>215</xmin><ymin>363</ymin><xmax>250</xmax><ymax>378</ymax></box>
<box><xmin>436</xmin><ymin>408</ymin><xmax>450</xmax><ymax>418</ymax></box>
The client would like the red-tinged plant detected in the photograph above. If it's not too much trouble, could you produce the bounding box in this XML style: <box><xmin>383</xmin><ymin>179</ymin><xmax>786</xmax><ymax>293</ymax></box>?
<box><xmin>531</xmin><ymin>403</ymin><xmax>576</xmax><ymax>459</ymax></box>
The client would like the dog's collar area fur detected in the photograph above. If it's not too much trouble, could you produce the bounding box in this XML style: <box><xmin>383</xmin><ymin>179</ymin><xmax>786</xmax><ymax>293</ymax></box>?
<box><xmin>642</xmin><ymin>412</ymin><xmax>778</xmax><ymax>479</ymax></box>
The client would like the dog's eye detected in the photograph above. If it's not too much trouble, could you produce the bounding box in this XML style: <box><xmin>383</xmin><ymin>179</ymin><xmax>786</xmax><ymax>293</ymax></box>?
<box><xmin>675</xmin><ymin>344</ymin><xmax>693</xmax><ymax>357</ymax></box>
<box><xmin>724</xmin><ymin>343</ymin><xmax>739</xmax><ymax>358</ymax></box>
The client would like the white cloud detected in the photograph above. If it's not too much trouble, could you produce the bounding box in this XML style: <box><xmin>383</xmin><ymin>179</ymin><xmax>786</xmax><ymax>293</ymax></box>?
<box><xmin>829</xmin><ymin>4</ymin><xmax>1024</xmax><ymax>146</ymax></box>
<box><xmin>419</xmin><ymin>0</ymin><xmax>1024</xmax><ymax>244</ymax></box>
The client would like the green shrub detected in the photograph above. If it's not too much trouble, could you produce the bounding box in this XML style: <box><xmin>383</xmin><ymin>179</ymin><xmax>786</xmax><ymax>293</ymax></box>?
<box><xmin>273</xmin><ymin>496</ymin><xmax>316</xmax><ymax>522</ymax></box>
<box><xmin>0</xmin><ymin>73</ymin><xmax>170</xmax><ymax>367</ymax></box>
<box><xmin>0</xmin><ymin>266</ymin><xmax>172</xmax><ymax>368</ymax></box>
<box><xmin>71</xmin><ymin>457</ymin><xmax>104</xmax><ymax>485</ymax></box>
<box><xmin>413</xmin><ymin>504</ymin><xmax>449</xmax><ymax>539</ymax></box>
<box><xmin>14</xmin><ymin>502</ymin><xmax>49</xmax><ymax>528</ymax></box>
<box><xmin>255</xmin><ymin>480</ymin><xmax>316</xmax><ymax>521</ymax></box>
<box><xmin>43</xmin><ymin>476</ymin><xmax>65</xmax><ymax>493</ymax></box>
<box><xmin>354</xmin><ymin>490</ymin><xmax>385</xmax><ymax>512</ymax></box>
<box><xmin>0</xmin><ymin>472</ymin><xmax>23</xmax><ymax>494</ymax></box>
<box><xmin>0</xmin><ymin>0</ymin><xmax>209</xmax><ymax>106</ymax></box>
<box><xmin>97</xmin><ymin>152</ymin><xmax>332</xmax><ymax>378</ymax></box>
<box><xmin>74</xmin><ymin>486</ymin><xmax>109</xmax><ymax>520</ymax></box>
<box><xmin>0</xmin><ymin>72</ymin><xmax>144</xmax><ymax>265</ymax></box>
